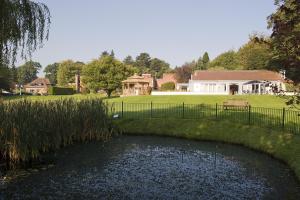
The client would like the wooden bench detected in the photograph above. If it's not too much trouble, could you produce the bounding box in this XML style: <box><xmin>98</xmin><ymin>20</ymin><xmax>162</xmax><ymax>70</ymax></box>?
<box><xmin>223</xmin><ymin>99</ymin><xmax>249</xmax><ymax>110</ymax></box>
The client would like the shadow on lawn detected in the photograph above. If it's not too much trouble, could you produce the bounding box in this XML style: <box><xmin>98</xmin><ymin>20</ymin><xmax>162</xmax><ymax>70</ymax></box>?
<box><xmin>107</xmin><ymin>102</ymin><xmax>300</xmax><ymax>135</ymax></box>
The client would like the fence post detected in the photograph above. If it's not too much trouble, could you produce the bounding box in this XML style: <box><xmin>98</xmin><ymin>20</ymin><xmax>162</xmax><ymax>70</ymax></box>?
<box><xmin>182</xmin><ymin>102</ymin><xmax>185</xmax><ymax>119</ymax></box>
<box><xmin>248</xmin><ymin>105</ymin><xmax>251</xmax><ymax>125</ymax></box>
<box><xmin>282</xmin><ymin>107</ymin><xmax>285</xmax><ymax>130</ymax></box>
<box><xmin>121</xmin><ymin>101</ymin><xmax>124</xmax><ymax>118</ymax></box>
<box><xmin>215</xmin><ymin>103</ymin><xmax>218</xmax><ymax>119</ymax></box>
<box><xmin>150</xmin><ymin>101</ymin><xmax>153</xmax><ymax>118</ymax></box>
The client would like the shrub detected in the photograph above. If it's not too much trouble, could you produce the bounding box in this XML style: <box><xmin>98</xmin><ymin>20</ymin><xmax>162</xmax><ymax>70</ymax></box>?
<box><xmin>48</xmin><ymin>86</ymin><xmax>75</xmax><ymax>95</ymax></box>
<box><xmin>81</xmin><ymin>87</ymin><xmax>90</xmax><ymax>94</ymax></box>
<box><xmin>146</xmin><ymin>86</ymin><xmax>152</xmax><ymax>95</ymax></box>
<box><xmin>285</xmin><ymin>83</ymin><xmax>300</xmax><ymax>92</ymax></box>
<box><xmin>160</xmin><ymin>82</ymin><xmax>175</xmax><ymax>91</ymax></box>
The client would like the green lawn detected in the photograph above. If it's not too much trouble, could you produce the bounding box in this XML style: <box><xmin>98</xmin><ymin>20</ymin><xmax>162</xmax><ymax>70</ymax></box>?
<box><xmin>1</xmin><ymin>94</ymin><xmax>290</xmax><ymax>108</ymax></box>
<box><xmin>107</xmin><ymin>95</ymin><xmax>289</xmax><ymax>108</ymax></box>
<box><xmin>115</xmin><ymin>118</ymin><xmax>300</xmax><ymax>181</ymax></box>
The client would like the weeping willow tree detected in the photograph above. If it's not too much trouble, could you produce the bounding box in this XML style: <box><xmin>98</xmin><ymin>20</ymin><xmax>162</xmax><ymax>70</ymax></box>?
<box><xmin>0</xmin><ymin>0</ymin><xmax>51</xmax><ymax>66</ymax></box>
<box><xmin>0</xmin><ymin>65</ymin><xmax>11</xmax><ymax>90</ymax></box>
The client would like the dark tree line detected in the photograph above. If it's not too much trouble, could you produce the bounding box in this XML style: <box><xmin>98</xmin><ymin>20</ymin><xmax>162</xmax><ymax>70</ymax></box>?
<box><xmin>123</xmin><ymin>52</ymin><xmax>171</xmax><ymax>78</ymax></box>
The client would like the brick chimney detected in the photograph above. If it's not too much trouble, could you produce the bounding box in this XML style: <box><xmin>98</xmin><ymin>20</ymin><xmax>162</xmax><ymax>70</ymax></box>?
<box><xmin>75</xmin><ymin>73</ymin><xmax>80</xmax><ymax>93</ymax></box>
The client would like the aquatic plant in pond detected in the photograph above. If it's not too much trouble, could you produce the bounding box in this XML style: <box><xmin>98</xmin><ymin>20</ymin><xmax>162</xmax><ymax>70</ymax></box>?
<box><xmin>0</xmin><ymin>99</ymin><xmax>116</xmax><ymax>166</ymax></box>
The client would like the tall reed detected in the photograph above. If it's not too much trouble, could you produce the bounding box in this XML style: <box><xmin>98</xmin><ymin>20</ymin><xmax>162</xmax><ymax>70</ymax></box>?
<box><xmin>0</xmin><ymin>98</ymin><xmax>116</xmax><ymax>166</ymax></box>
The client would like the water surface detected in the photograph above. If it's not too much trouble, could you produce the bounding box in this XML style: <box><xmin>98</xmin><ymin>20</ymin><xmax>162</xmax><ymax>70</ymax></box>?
<box><xmin>1</xmin><ymin>136</ymin><xmax>300</xmax><ymax>199</ymax></box>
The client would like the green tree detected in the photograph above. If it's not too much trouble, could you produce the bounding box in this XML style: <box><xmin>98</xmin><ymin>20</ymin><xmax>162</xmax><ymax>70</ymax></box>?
<box><xmin>0</xmin><ymin>65</ymin><xmax>11</xmax><ymax>91</ymax></box>
<box><xmin>124</xmin><ymin>64</ymin><xmax>136</xmax><ymax>78</ymax></box>
<box><xmin>17</xmin><ymin>61</ymin><xmax>42</xmax><ymax>84</ymax></box>
<box><xmin>268</xmin><ymin>0</ymin><xmax>300</xmax><ymax>83</ymax></box>
<box><xmin>237</xmin><ymin>35</ymin><xmax>272</xmax><ymax>70</ymax></box>
<box><xmin>57</xmin><ymin>60</ymin><xmax>84</xmax><ymax>86</ymax></box>
<box><xmin>101</xmin><ymin>51</ymin><xmax>109</xmax><ymax>58</ymax></box>
<box><xmin>110</xmin><ymin>50</ymin><xmax>115</xmax><ymax>58</ymax></box>
<box><xmin>0</xmin><ymin>0</ymin><xmax>50</xmax><ymax>90</ymax></box>
<box><xmin>10</xmin><ymin>66</ymin><xmax>18</xmax><ymax>83</ymax></box>
<box><xmin>194</xmin><ymin>52</ymin><xmax>210</xmax><ymax>70</ymax></box>
<box><xmin>123</xmin><ymin>55</ymin><xmax>135</xmax><ymax>66</ymax></box>
<box><xmin>82</xmin><ymin>55</ymin><xmax>129</xmax><ymax>97</ymax></box>
<box><xmin>135</xmin><ymin>53</ymin><xmax>151</xmax><ymax>73</ymax></box>
<box><xmin>149</xmin><ymin>58</ymin><xmax>171</xmax><ymax>78</ymax></box>
<box><xmin>0</xmin><ymin>0</ymin><xmax>50</xmax><ymax>65</ymax></box>
<box><xmin>44</xmin><ymin>63</ymin><xmax>59</xmax><ymax>85</ymax></box>
<box><xmin>202</xmin><ymin>52</ymin><xmax>210</xmax><ymax>69</ymax></box>
<box><xmin>209</xmin><ymin>50</ymin><xmax>241</xmax><ymax>70</ymax></box>
<box><xmin>132</xmin><ymin>53</ymin><xmax>171</xmax><ymax>76</ymax></box>
<box><xmin>195</xmin><ymin>57</ymin><xmax>204</xmax><ymax>71</ymax></box>
<box><xmin>123</xmin><ymin>56</ymin><xmax>139</xmax><ymax>75</ymax></box>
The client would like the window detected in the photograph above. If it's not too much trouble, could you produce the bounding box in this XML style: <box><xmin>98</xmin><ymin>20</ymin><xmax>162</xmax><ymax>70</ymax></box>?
<box><xmin>208</xmin><ymin>84</ymin><xmax>216</xmax><ymax>93</ymax></box>
<box><xmin>217</xmin><ymin>84</ymin><xmax>226</xmax><ymax>92</ymax></box>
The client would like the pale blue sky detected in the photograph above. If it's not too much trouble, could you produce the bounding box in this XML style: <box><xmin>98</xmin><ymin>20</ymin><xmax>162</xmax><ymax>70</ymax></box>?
<box><xmin>21</xmin><ymin>0</ymin><xmax>277</xmax><ymax>75</ymax></box>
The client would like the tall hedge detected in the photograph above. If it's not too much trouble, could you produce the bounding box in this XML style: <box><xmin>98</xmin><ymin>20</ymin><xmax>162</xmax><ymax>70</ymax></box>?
<box><xmin>48</xmin><ymin>86</ymin><xmax>75</xmax><ymax>95</ymax></box>
<box><xmin>160</xmin><ymin>82</ymin><xmax>175</xmax><ymax>91</ymax></box>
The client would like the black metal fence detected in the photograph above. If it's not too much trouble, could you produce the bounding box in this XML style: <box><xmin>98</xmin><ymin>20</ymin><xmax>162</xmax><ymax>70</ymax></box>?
<box><xmin>107</xmin><ymin>102</ymin><xmax>300</xmax><ymax>134</ymax></box>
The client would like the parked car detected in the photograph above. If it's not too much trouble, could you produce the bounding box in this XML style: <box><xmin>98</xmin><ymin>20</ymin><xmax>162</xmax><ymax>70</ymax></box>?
<box><xmin>0</xmin><ymin>90</ymin><xmax>14</xmax><ymax>96</ymax></box>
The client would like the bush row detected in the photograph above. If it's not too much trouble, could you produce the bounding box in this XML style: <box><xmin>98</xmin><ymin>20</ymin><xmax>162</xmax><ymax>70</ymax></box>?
<box><xmin>160</xmin><ymin>82</ymin><xmax>175</xmax><ymax>91</ymax></box>
<box><xmin>48</xmin><ymin>86</ymin><xmax>75</xmax><ymax>95</ymax></box>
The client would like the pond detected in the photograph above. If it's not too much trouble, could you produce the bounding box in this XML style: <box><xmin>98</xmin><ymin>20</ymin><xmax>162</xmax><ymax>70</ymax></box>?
<box><xmin>1</xmin><ymin>135</ymin><xmax>300</xmax><ymax>199</ymax></box>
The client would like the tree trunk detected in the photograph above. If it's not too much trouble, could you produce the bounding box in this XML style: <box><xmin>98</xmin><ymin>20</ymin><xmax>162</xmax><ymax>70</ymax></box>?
<box><xmin>107</xmin><ymin>90</ymin><xmax>112</xmax><ymax>98</ymax></box>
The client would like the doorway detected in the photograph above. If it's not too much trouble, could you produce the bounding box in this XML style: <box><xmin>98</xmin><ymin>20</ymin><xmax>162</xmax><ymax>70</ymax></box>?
<box><xmin>229</xmin><ymin>84</ymin><xmax>239</xmax><ymax>95</ymax></box>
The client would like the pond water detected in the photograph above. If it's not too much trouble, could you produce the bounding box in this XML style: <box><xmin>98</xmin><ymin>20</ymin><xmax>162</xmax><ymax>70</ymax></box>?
<box><xmin>1</xmin><ymin>136</ymin><xmax>300</xmax><ymax>199</ymax></box>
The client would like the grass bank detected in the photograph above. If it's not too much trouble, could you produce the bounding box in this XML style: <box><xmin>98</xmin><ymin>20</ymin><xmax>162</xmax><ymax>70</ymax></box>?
<box><xmin>114</xmin><ymin>118</ymin><xmax>300</xmax><ymax>180</ymax></box>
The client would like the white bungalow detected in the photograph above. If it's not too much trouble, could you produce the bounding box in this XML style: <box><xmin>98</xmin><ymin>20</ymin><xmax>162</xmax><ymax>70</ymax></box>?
<box><xmin>188</xmin><ymin>70</ymin><xmax>285</xmax><ymax>95</ymax></box>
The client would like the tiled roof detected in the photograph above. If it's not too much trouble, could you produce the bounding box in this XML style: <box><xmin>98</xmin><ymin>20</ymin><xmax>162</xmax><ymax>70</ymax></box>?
<box><xmin>191</xmin><ymin>70</ymin><xmax>284</xmax><ymax>81</ymax></box>
<box><xmin>25</xmin><ymin>78</ymin><xmax>51</xmax><ymax>88</ymax></box>
<box><xmin>122</xmin><ymin>74</ymin><xmax>153</xmax><ymax>84</ymax></box>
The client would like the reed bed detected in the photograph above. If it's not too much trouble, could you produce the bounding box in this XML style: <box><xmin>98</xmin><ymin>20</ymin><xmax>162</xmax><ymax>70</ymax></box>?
<box><xmin>0</xmin><ymin>98</ymin><xmax>116</xmax><ymax>166</ymax></box>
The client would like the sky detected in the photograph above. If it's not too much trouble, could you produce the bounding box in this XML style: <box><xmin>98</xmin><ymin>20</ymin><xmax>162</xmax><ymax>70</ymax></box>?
<box><xmin>20</xmin><ymin>0</ymin><xmax>277</xmax><ymax>76</ymax></box>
